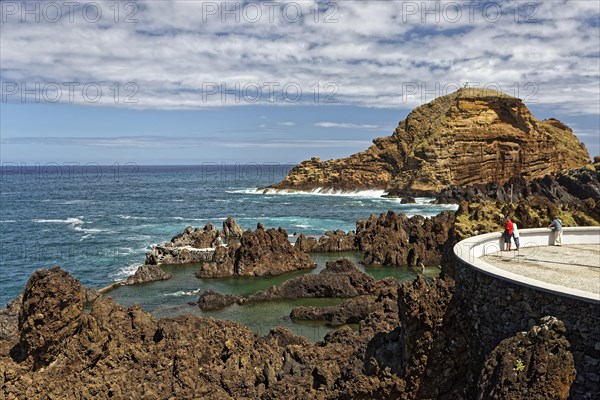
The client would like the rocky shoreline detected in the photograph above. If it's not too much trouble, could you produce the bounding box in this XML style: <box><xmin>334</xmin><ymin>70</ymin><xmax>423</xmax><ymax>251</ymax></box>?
<box><xmin>0</xmin><ymin>128</ymin><xmax>600</xmax><ymax>400</ymax></box>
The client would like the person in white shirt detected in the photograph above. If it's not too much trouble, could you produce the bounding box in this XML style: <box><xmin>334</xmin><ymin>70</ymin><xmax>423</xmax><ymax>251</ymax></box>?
<box><xmin>512</xmin><ymin>222</ymin><xmax>520</xmax><ymax>250</ymax></box>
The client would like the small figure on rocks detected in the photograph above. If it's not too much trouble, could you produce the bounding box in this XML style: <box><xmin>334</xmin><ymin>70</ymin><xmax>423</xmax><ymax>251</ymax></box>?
<box><xmin>503</xmin><ymin>217</ymin><xmax>513</xmax><ymax>251</ymax></box>
<box><xmin>512</xmin><ymin>221</ymin><xmax>520</xmax><ymax>251</ymax></box>
<box><xmin>548</xmin><ymin>217</ymin><xmax>563</xmax><ymax>246</ymax></box>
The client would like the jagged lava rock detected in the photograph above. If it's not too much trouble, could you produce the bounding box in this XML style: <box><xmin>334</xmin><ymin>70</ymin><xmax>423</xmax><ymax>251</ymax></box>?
<box><xmin>477</xmin><ymin>316</ymin><xmax>576</xmax><ymax>400</ymax></box>
<box><xmin>290</xmin><ymin>278</ymin><xmax>399</xmax><ymax>326</ymax></box>
<box><xmin>250</xmin><ymin>258</ymin><xmax>376</xmax><ymax>301</ymax></box>
<box><xmin>196</xmin><ymin>224</ymin><xmax>313</xmax><ymax>278</ymax></box>
<box><xmin>0</xmin><ymin>267</ymin><xmax>400</xmax><ymax>399</ymax></box>
<box><xmin>271</xmin><ymin>88</ymin><xmax>590</xmax><ymax>194</ymax></box>
<box><xmin>222</xmin><ymin>216</ymin><xmax>244</xmax><ymax>237</ymax></box>
<box><xmin>198</xmin><ymin>289</ymin><xmax>243</xmax><ymax>311</ymax></box>
<box><xmin>294</xmin><ymin>229</ymin><xmax>358</xmax><ymax>252</ymax></box>
<box><xmin>236</xmin><ymin>225</ymin><xmax>314</xmax><ymax>276</ymax></box>
<box><xmin>16</xmin><ymin>267</ymin><xmax>84</xmax><ymax>369</ymax></box>
<box><xmin>356</xmin><ymin>210</ymin><xmax>455</xmax><ymax>266</ymax></box>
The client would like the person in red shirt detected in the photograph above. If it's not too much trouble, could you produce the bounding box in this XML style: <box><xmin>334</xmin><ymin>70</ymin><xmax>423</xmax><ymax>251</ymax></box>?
<box><xmin>504</xmin><ymin>217</ymin><xmax>514</xmax><ymax>251</ymax></box>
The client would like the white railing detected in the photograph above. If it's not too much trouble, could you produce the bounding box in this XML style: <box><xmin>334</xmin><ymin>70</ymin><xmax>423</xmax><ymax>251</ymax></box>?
<box><xmin>454</xmin><ymin>227</ymin><xmax>600</xmax><ymax>303</ymax></box>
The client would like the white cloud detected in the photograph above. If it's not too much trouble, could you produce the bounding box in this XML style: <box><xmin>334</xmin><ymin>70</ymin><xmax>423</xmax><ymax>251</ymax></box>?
<box><xmin>0</xmin><ymin>0</ymin><xmax>598</xmax><ymax>114</ymax></box>
<box><xmin>315</xmin><ymin>122</ymin><xmax>381</xmax><ymax>129</ymax></box>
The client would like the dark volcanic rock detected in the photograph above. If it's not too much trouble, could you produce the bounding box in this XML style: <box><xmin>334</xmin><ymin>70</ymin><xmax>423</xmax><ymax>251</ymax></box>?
<box><xmin>0</xmin><ymin>267</ymin><xmax>401</xmax><ymax>399</ymax></box>
<box><xmin>171</xmin><ymin>224</ymin><xmax>220</xmax><ymax>248</ymax></box>
<box><xmin>198</xmin><ymin>289</ymin><xmax>243</xmax><ymax>311</ymax></box>
<box><xmin>236</xmin><ymin>225</ymin><xmax>314</xmax><ymax>276</ymax></box>
<box><xmin>290</xmin><ymin>278</ymin><xmax>399</xmax><ymax>326</ymax></box>
<box><xmin>290</xmin><ymin>296</ymin><xmax>377</xmax><ymax>326</ymax></box>
<box><xmin>198</xmin><ymin>259</ymin><xmax>378</xmax><ymax>311</ymax></box>
<box><xmin>197</xmin><ymin>225</ymin><xmax>313</xmax><ymax>278</ymax></box>
<box><xmin>356</xmin><ymin>210</ymin><xmax>455</xmax><ymax>266</ymax></box>
<box><xmin>294</xmin><ymin>230</ymin><xmax>358</xmax><ymax>252</ymax></box>
<box><xmin>16</xmin><ymin>267</ymin><xmax>84</xmax><ymax>369</ymax></box>
<box><xmin>195</xmin><ymin>243</ymin><xmax>238</xmax><ymax>278</ymax></box>
<box><xmin>223</xmin><ymin>216</ymin><xmax>244</xmax><ymax>237</ymax></box>
<box><xmin>436</xmin><ymin>163</ymin><xmax>600</xmax><ymax>213</ymax></box>
<box><xmin>250</xmin><ymin>259</ymin><xmax>375</xmax><ymax>301</ymax></box>
<box><xmin>125</xmin><ymin>264</ymin><xmax>172</xmax><ymax>285</ymax></box>
<box><xmin>477</xmin><ymin>316</ymin><xmax>576</xmax><ymax>400</ymax></box>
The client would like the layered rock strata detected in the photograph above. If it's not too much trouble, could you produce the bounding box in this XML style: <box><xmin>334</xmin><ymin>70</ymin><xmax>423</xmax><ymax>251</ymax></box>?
<box><xmin>271</xmin><ymin>88</ymin><xmax>590</xmax><ymax>194</ymax></box>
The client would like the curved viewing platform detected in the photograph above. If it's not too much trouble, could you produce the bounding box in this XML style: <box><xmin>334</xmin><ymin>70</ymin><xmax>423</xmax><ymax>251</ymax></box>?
<box><xmin>454</xmin><ymin>227</ymin><xmax>600</xmax><ymax>303</ymax></box>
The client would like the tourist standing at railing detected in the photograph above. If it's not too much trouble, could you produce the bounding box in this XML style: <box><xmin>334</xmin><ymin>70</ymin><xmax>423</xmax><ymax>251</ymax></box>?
<box><xmin>512</xmin><ymin>222</ymin><xmax>520</xmax><ymax>250</ymax></box>
<box><xmin>504</xmin><ymin>217</ymin><xmax>514</xmax><ymax>251</ymax></box>
<box><xmin>548</xmin><ymin>217</ymin><xmax>563</xmax><ymax>246</ymax></box>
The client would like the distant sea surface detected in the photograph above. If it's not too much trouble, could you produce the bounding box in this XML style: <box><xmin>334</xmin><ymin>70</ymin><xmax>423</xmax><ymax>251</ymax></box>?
<box><xmin>0</xmin><ymin>164</ymin><xmax>456</xmax><ymax>336</ymax></box>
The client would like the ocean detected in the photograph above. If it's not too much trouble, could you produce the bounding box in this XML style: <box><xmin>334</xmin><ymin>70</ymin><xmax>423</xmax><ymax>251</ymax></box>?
<box><xmin>0</xmin><ymin>164</ymin><xmax>456</xmax><ymax>339</ymax></box>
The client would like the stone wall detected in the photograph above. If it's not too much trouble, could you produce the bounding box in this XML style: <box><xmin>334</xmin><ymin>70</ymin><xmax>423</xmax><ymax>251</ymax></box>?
<box><xmin>455</xmin><ymin>238</ymin><xmax>600</xmax><ymax>399</ymax></box>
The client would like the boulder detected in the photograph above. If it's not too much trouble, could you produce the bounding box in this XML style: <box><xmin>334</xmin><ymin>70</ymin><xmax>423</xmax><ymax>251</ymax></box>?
<box><xmin>198</xmin><ymin>289</ymin><xmax>243</xmax><ymax>311</ymax></box>
<box><xmin>222</xmin><ymin>216</ymin><xmax>244</xmax><ymax>237</ymax></box>
<box><xmin>125</xmin><ymin>265</ymin><xmax>172</xmax><ymax>285</ymax></box>
<box><xmin>477</xmin><ymin>316</ymin><xmax>576</xmax><ymax>400</ymax></box>
<box><xmin>16</xmin><ymin>267</ymin><xmax>84</xmax><ymax>369</ymax></box>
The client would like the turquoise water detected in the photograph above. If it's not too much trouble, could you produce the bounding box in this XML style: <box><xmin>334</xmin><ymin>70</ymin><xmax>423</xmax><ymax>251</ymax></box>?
<box><xmin>0</xmin><ymin>165</ymin><xmax>451</xmax><ymax>338</ymax></box>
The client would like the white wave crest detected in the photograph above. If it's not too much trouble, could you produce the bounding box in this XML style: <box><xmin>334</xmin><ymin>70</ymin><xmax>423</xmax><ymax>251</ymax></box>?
<box><xmin>230</xmin><ymin>187</ymin><xmax>388</xmax><ymax>198</ymax></box>
<box><xmin>33</xmin><ymin>217</ymin><xmax>84</xmax><ymax>224</ymax></box>
<box><xmin>117</xmin><ymin>215</ymin><xmax>152</xmax><ymax>220</ymax></box>
<box><xmin>109</xmin><ymin>263</ymin><xmax>142</xmax><ymax>281</ymax></box>
<box><xmin>162</xmin><ymin>288</ymin><xmax>202</xmax><ymax>297</ymax></box>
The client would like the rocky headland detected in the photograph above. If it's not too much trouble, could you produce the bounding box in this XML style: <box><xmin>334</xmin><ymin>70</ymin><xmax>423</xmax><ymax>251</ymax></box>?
<box><xmin>270</xmin><ymin>88</ymin><xmax>590</xmax><ymax>195</ymax></box>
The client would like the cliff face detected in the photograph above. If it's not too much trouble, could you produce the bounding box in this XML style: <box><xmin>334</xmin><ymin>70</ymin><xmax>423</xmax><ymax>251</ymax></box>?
<box><xmin>272</xmin><ymin>88</ymin><xmax>590</xmax><ymax>194</ymax></box>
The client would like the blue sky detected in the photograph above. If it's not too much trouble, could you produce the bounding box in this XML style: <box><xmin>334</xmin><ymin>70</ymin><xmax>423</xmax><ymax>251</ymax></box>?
<box><xmin>1</xmin><ymin>0</ymin><xmax>599</xmax><ymax>164</ymax></box>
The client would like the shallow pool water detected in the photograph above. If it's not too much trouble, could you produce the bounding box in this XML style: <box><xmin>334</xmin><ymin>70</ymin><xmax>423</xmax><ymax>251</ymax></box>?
<box><xmin>106</xmin><ymin>251</ymin><xmax>440</xmax><ymax>341</ymax></box>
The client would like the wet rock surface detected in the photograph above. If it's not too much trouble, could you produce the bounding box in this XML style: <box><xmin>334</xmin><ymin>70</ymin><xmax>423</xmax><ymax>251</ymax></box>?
<box><xmin>198</xmin><ymin>289</ymin><xmax>243</xmax><ymax>311</ymax></box>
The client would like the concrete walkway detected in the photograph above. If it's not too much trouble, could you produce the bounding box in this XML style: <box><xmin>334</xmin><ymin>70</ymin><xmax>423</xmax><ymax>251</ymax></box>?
<box><xmin>481</xmin><ymin>244</ymin><xmax>600</xmax><ymax>296</ymax></box>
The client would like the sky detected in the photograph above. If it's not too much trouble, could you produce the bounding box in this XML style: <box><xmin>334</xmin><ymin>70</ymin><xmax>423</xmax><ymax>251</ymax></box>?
<box><xmin>1</xmin><ymin>0</ymin><xmax>599</xmax><ymax>165</ymax></box>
